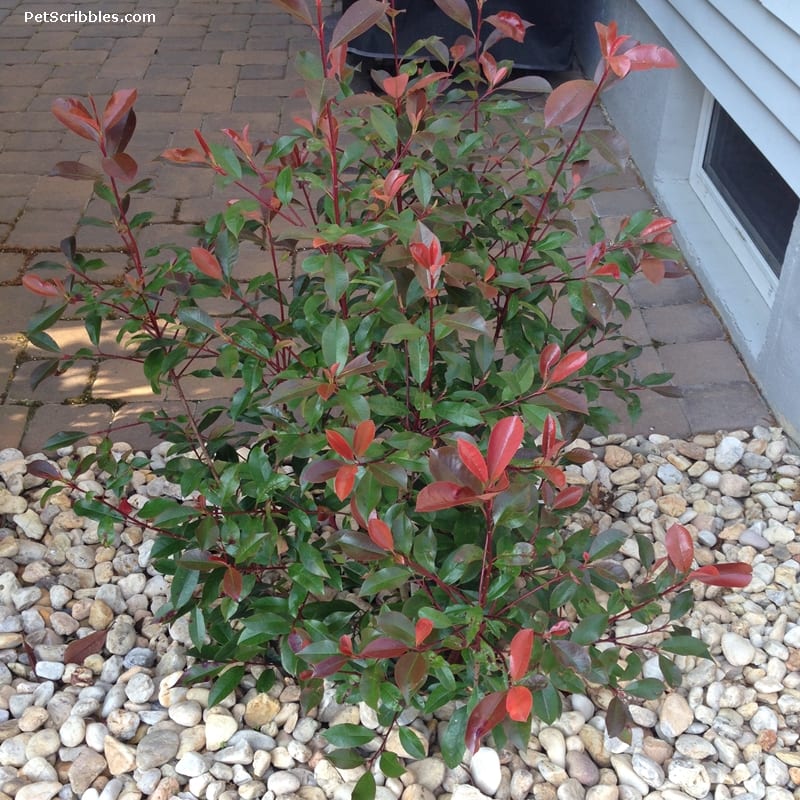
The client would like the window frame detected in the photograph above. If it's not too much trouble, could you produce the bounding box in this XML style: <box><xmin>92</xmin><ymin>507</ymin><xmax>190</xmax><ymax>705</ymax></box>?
<box><xmin>689</xmin><ymin>92</ymin><xmax>781</xmax><ymax>305</ymax></box>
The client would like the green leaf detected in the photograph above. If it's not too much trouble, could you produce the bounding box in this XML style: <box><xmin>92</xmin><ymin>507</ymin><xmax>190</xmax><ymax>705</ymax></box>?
<box><xmin>440</xmin><ymin>703</ymin><xmax>468</xmax><ymax>768</ymax></box>
<box><xmin>352</xmin><ymin>771</ymin><xmax>376</xmax><ymax>800</ymax></box>
<box><xmin>359</xmin><ymin>566</ymin><xmax>410</xmax><ymax>597</ymax></box>
<box><xmin>322</xmin><ymin>317</ymin><xmax>350</xmax><ymax>369</ymax></box>
<box><xmin>27</xmin><ymin>330</ymin><xmax>60</xmax><ymax>353</ymax></box>
<box><xmin>326</xmin><ymin>749</ymin><xmax>366</xmax><ymax>769</ymax></box>
<box><xmin>408</xmin><ymin>337</ymin><xmax>429</xmax><ymax>386</ymax></box>
<box><xmin>660</xmin><ymin>635</ymin><xmax>712</xmax><ymax>658</ymax></box>
<box><xmin>384</xmin><ymin>322</ymin><xmax>425</xmax><ymax>344</ymax></box>
<box><xmin>379</xmin><ymin>751</ymin><xmax>407</xmax><ymax>779</ymax></box>
<box><xmin>324</xmin><ymin>723</ymin><xmax>376</xmax><ymax>748</ymax></box>
<box><xmin>668</xmin><ymin>589</ymin><xmax>694</xmax><ymax>621</ymax></box>
<box><xmin>398</xmin><ymin>726</ymin><xmax>427</xmax><ymax>759</ymax></box>
<box><xmin>369</xmin><ymin>108</ymin><xmax>397</xmax><ymax>148</ymax></box>
<box><xmin>41</xmin><ymin>430</ymin><xmax>90</xmax><ymax>451</ymax></box>
<box><xmin>571</xmin><ymin>613</ymin><xmax>608</xmax><ymax>645</ymax></box>
<box><xmin>588</xmin><ymin>528</ymin><xmax>626</xmax><ymax>560</ymax></box>
<box><xmin>275</xmin><ymin>165</ymin><xmax>294</xmax><ymax>206</ymax></box>
<box><xmin>178</xmin><ymin>307</ymin><xmax>219</xmax><ymax>336</ymax></box>
<box><xmin>208</xmin><ymin>665</ymin><xmax>244</xmax><ymax>708</ymax></box>
<box><xmin>413</xmin><ymin>169</ymin><xmax>433</xmax><ymax>207</ymax></box>
<box><xmin>28</xmin><ymin>303</ymin><xmax>67</xmax><ymax>335</ymax></box>
<box><xmin>533</xmin><ymin>683</ymin><xmax>561</xmax><ymax>724</ymax></box>
<box><xmin>433</xmin><ymin>402</ymin><xmax>483</xmax><ymax>427</ymax></box>
<box><xmin>624</xmin><ymin>678</ymin><xmax>665</xmax><ymax>700</ymax></box>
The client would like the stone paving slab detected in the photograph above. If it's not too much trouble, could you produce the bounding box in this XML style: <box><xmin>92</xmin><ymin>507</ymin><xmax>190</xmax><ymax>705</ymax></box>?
<box><xmin>0</xmin><ymin>0</ymin><xmax>775</xmax><ymax>451</ymax></box>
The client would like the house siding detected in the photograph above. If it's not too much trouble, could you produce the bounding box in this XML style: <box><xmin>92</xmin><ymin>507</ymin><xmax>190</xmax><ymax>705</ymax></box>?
<box><xmin>573</xmin><ymin>0</ymin><xmax>800</xmax><ymax>438</ymax></box>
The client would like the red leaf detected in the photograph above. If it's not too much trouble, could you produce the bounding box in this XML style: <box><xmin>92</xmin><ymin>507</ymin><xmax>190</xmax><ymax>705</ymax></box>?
<box><xmin>64</xmin><ymin>629</ymin><xmax>107</xmax><ymax>664</ymax></box>
<box><xmin>595</xmin><ymin>21</ymin><xmax>617</xmax><ymax>60</ymax></box>
<box><xmin>101</xmin><ymin>153</ymin><xmax>138</xmax><ymax>183</ymax></box>
<box><xmin>641</xmin><ymin>258</ymin><xmax>666</xmax><ymax>285</ymax></box>
<box><xmin>383</xmin><ymin>73</ymin><xmax>409</xmax><ymax>99</ymax></box>
<box><xmin>641</xmin><ymin>217</ymin><xmax>675</xmax><ymax>238</ymax></box>
<box><xmin>544</xmin><ymin>79</ymin><xmax>597</xmax><ymax>128</ymax></box>
<box><xmin>549</xmin><ymin>351</ymin><xmax>588</xmax><ymax>384</ymax></box>
<box><xmin>457</xmin><ymin>438</ymin><xmax>489</xmax><ymax>485</ymax></box>
<box><xmin>334</xmin><ymin>464</ymin><xmax>358</xmax><ymax>501</ymax></box>
<box><xmin>288</xmin><ymin>630</ymin><xmax>310</xmax><ymax>653</ymax></box>
<box><xmin>509</xmin><ymin>628</ymin><xmax>534</xmax><ymax>682</ymax></box>
<box><xmin>22</xmin><ymin>274</ymin><xmax>62</xmax><ymax>297</ymax></box>
<box><xmin>487</xmin><ymin>416</ymin><xmax>524</xmax><ymax>482</ymax></box>
<box><xmin>353</xmin><ymin>420</ymin><xmax>376</xmax><ymax>458</ymax></box>
<box><xmin>432</xmin><ymin>0</ymin><xmax>473</xmax><ymax>31</ymax></box>
<box><xmin>689</xmin><ymin>563</ymin><xmax>753</xmax><ymax>588</ymax></box>
<box><xmin>539</xmin><ymin>343</ymin><xmax>561</xmax><ymax>380</ymax></box>
<box><xmin>118</xmin><ymin>497</ymin><xmax>133</xmax><ymax>516</ymax></box>
<box><xmin>330</xmin><ymin>0</ymin><xmax>386</xmax><ymax>50</ymax></box>
<box><xmin>27</xmin><ymin>460</ymin><xmax>62</xmax><ymax>480</ymax></box>
<box><xmin>465</xmin><ymin>691</ymin><xmax>507</xmax><ymax>754</ymax></box>
<box><xmin>339</xmin><ymin>634</ymin><xmax>354</xmax><ymax>656</ymax></box>
<box><xmin>593</xmin><ymin>262</ymin><xmax>621</xmax><ymax>279</ymax></box>
<box><xmin>161</xmin><ymin>147</ymin><xmax>207</xmax><ymax>164</ymax></box>
<box><xmin>506</xmin><ymin>686</ymin><xmax>533</xmax><ymax>722</ymax></box>
<box><xmin>367</xmin><ymin>515</ymin><xmax>394</xmax><ymax>551</ymax></box>
<box><xmin>540</xmin><ymin>466</ymin><xmax>566</xmax><ymax>490</ymax></box>
<box><xmin>190</xmin><ymin>247</ymin><xmax>223</xmax><ymax>281</ymax></box>
<box><xmin>51</xmin><ymin>98</ymin><xmax>100</xmax><ymax>142</ymax></box>
<box><xmin>625</xmin><ymin>44</ymin><xmax>678</xmax><ymax>71</ymax></box>
<box><xmin>416</xmin><ymin>481</ymin><xmax>476</xmax><ymax>512</ymax></box>
<box><xmin>222</xmin><ymin>566</ymin><xmax>243</xmax><ymax>600</ymax></box>
<box><xmin>485</xmin><ymin>11</ymin><xmax>530</xmax><ymax>43</ymax></box>
<box><xmin>665</xmin><ymin>523</ymin><xmax>694</xmax><ymax>572</ymax></box>
<box><xmin>551</xmin><ymin>486</ymin><xmax>584</xmax><ymax>510</ymax></box>
<box><xmin>50</xmin><ymin>161</ymin><xmax>102</xmax><ymax>181</ymax></box>
<box><xmin>312</xmin><ymin>655</ymin><xmax>349</xmax><ymax>678</ymax></box>
<box><xmin>415</xmin><ymin>618</ymin><xmax>434</xmax><ymax>647</ymax></box>
<box><xmin>327</xmin><ymin>429</ymin><xmax>355</xmax><ymax>461</ymax></box>
<box><xmin>102</xmin><ymin>89</ymin><xmax>137</xmax><ymax>131</ymax></box>
<box><xmin>360</xmin><ymin>637</ymin><xmax>409</xmax><ymax>659</ymax></box>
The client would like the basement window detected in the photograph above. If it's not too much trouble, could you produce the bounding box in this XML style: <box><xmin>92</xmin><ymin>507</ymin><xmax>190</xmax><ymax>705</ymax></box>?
<box><xmin>702</xmin><ymin>100</ymin><xmax>798</xmax><ymax>279</ymax></box>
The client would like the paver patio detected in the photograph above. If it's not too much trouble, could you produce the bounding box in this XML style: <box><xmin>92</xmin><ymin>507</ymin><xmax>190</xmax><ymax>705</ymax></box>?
<box><xmin>0</xmin><ymin>0</ymin><xmax>774</xmax><ymax>451</ymax></box>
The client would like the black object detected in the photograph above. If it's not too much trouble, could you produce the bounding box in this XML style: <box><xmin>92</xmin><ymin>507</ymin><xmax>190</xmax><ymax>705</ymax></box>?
<box><xmin>341</xmin><ymin>0</ymin><xmax>574</xmax><ymax>71</ymax></box>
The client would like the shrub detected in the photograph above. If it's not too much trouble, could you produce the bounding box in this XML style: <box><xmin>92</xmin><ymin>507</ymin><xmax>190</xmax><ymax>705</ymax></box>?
<box><xmin>25</xmin><ymin>0</ymin><xmax>751</xmax><ymax>780</ymax></box>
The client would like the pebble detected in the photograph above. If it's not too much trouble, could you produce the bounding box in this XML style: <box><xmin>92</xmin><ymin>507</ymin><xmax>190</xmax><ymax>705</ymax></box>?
<box><xmin>471</xmin><ymin>747</ymin><xmax>502</xmax><ymax>796</ymax></box>
<box><xmin>721</xmin><ymin>632</ymin><xmax>756</xmax><ymax>666</ymax></box>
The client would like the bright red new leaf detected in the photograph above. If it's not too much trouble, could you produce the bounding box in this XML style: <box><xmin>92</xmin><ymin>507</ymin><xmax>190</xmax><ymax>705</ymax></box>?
<box><xmin>101</xmin><ymin>153</ymin><xmax>138</xmax><ymax>183</ymax></box>
<box><xmin>689</xmin><ymin>563</ymin><xmax>752</xmax><ymax>588</ymax></box>
<box><xmin>665</xmin><ymin>523</ymin><xmax>694</xmax><ymax>572</ymax></box>
<box><xmin>367</xmin><ymin>515</ymin><xmax>394</xmax><ymax>551</ymax></box>
<box><xmin>339</xmin><ymin>634</ymin><xmax>354</xmax><ymax>656</ymax></box>
<box><xmin>506</xmin><ymin>685</ymin><xmax>533</xmax><ymax>722</ymax></box>
<box><xmin>487</xmin><ymin>416</ymin><xmax>524</xmax><ymax>482</ymax></box>
<box><xmin>334</xmin><ymin>464</ymin><xmax>358</xmax><ymax>501</ymax></box>
<box><xmin>161</xmin><ymin>147</ymin><xmax>207</xmax><ymax>164</ymax></box>
<box><xmin>540</xmin><ymin>466</ymin><xmax>567</xmax><ymax>490</ymax></box>
<box><xmin>383</xmin><ymin>73</ymin><xmax>409</xmax><ymax>99</ymax></box>
<box><xmin>551</xmin><ymin>485</ymin><xmax>584</xmax><ymax>510</ymax></box>
<box><xmin>509</xmin><ymin>628</ymin><xmax>534</xmax><ymax>682</ymax></box>
<box><xmin>549</xmin><ymin>351</ymin><xmax>588</xmax><ymax>384</ymax></box>
<box><xmin>641</xmin><ymin>218</ymin><xmax>675</xmax><ymax>238</ymax></box>
<box><xmin>353</xmin><ymin>419</ymin><xmax>375</xmax><ymax>458</ymax></box>
<box><xmin>190</xmin><ymin>247</ymin><xmax>223</xmax><ymax>281</ymax></box>
<box><xmin>457</xmin><ymin>438</ymin><xmax>488</xmax><ymax>485</ymax></box>
<box><xmin>102</xmin><ymin>89</ymin><xmax>137</xmax><ymax>132</ymax></box>
<box><xmin>51</xmin><ymin>98</ymin><xmax>100</xmax><ymax>142</ymax></box>
<box><xmin>640</xmin><ymin>258</ymin><xmax>666</xmax><ymax>284</ymax></box>
<box><xmin>465</xmin><ymin>691</ymin><xmax>508</xmax><ymax>754</ymax></box>
<box><xmin>415</xmin><ymin>618</ymin><xmax>434</xmax><ymax>647</ymax></box>
<box><xmin>539</xmin><ymin>343</ymin><xmax>561</xmax><ymax>380</ymax></box>
<box><xmin>624</xmin><ymin>44</ymin><xmax>678</xmax><ymax>72</ymax></box>
<box><xmin>326</xmin><ymin>429</ymin><xmax>355</xmax><ymax>461</ymax></box>
<box><xmin>312</xmin><ymin>655</ymin><xmax>349</xmax><ymax>678</ymax></box>
<box><xmin>485</xmin><ymin>11</ymin><xmax>530</xmax><ymax>44</ymax></box>
<box><xmin>541</xmin><ymin>415</ymin><xmax>557</xmax><ymax>459</ymax></box>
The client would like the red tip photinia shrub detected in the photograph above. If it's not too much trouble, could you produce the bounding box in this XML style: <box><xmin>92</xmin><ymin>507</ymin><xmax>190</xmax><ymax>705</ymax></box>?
<box><xmin>24</xmin><ymin>0</ymin><xmax>749</xmax><ymax>777</ymax></box>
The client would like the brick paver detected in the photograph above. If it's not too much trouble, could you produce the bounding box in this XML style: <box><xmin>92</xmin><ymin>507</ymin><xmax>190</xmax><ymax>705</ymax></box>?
<box><xmin>0</xmin><ymin>0</ymin><xmax>775</xmax><ymax>451</ymax></box>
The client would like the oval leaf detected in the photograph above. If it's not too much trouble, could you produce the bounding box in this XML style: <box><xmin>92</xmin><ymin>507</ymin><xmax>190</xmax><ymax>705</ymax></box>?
<box><xmin>549</xmin><ymin>351</ymin><xmax>588</xmax><ymax>384</ymax></box>
<box><xmin>416</xmin><ymin>481</ymin><xmax>476</xmax><ymax>513</ymax></box>
<box><xmin>465</xmin><ymin>691</ymin><xmax>507</xmax><ymax>754</ymax></box>
<box><xmin>222</xmin><ymin>566</ymin><xmax>243</xmax><ymax>600</ymax></box>
<box><xmin>415</xmin><ymin>618</ymin><xmax>434</xmax><ymax>647</ymax></box>
<box><xmin>506</xmin><ymin>685</ymin><xmax>533</xmax><ymax>722</ymax></box>
<box><xmin>457</xmin><ymin>438</ymin><xmax>488</xmax><ymax>484</ymax></box>
<box><xmin>64</xmin><ymin>629</ymin><xmax>107</xmax><ymax>664</ymax></box>
<box><xmin>432</xmin><ymin>0</ymin><xmax>473</xmax><ymax>30</ymax></box>
<box><xmin>487</xmin><ymin>416</ymin><xmax>524</xmax><ymax>482</ymax></box>
<box><xmin>551</xmin><ymin>485</ymin><xmax>584</xmax><ymax>510</ymax></box>
<box><xmin>334</xmin><ymin>464</ymin><xmax>358</xmax><ymax>501</ymax></box>
<box><xmin>101</xmin><ymin>153</ymin><xmax>138</xmax><ymax>183</ymax></box>
<box><xmin>353</xmin><ymin>419</ymin><xmax>375</xmax><ymax>457</ymax></box>
<box><xmin>327</xmin><ymin>429</ymin><xmax>354</xmax><ymax>461</ymax></box>
<box><xmin>102</xmin><ymin>88</ymin><xmax>138</xmax><ymax>131</ymax></box>
<box><xmin>509</xmin><ymin>628</ymin><xmax>534</xmax><ymax>682</ymax></box>
<box><xmin>544</xmin><ymin>79</ymin><xmax>597</xmax><ymax>128</ymax></box>
<box><xmin>689</xmin><ymin>562</ymin><xmax>752</xmax><ymax>588</ymax></box>
<box><xmin>665</xmin><ymin>523</ymin><xmax>694</xmax><ymax>572</ymax></box>
<box><xmin>330</xmin><ymin>0</ymin><xmax>386</xmax><ymax>50</ymax></box>
<box><xmin>190</xmin><ymin>246</ymin><xmax>223</xmax><ymax>281</ymax></box>
<box><xmin>360</xmin><ymin>637</ymin><xmax>409</xmax><ymax>659</ymax></box>
<box><xmin>367</xmin><ymin>515</ymin><xmax>394</xmax><ymax>551</ymax></box>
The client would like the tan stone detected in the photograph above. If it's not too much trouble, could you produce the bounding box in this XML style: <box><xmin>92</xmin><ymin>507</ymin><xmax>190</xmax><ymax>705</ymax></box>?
<box><xmin>244</xmin><ymin>693</ymin><xmax>281</xmax><ymax>728</ymax></box>
<box><xmin>105</xmin><ymin>736</ymin><xmax>137</xmax><ymax>775</ymax></box>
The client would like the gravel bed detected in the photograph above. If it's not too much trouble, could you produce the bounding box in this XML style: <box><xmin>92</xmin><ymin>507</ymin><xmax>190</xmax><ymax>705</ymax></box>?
<box><xmin>0</xmin><ymin>426</ymin><xmax>799</xmax><ymax>800</ymax></box>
